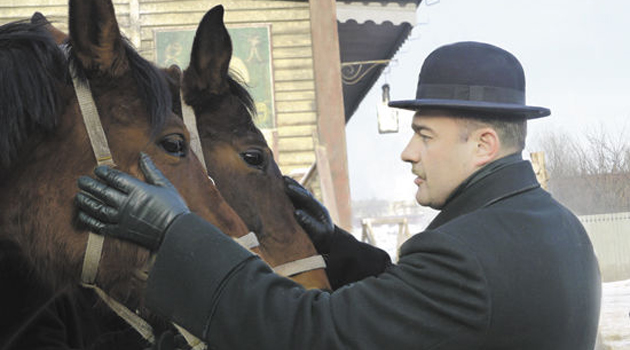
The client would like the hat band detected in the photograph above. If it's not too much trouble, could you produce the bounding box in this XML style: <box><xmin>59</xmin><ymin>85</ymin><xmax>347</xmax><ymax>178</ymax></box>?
<box><xmin>417</xmin><ymin>84</ymin><xmax>525</xmax><ymax>105</ymax></box>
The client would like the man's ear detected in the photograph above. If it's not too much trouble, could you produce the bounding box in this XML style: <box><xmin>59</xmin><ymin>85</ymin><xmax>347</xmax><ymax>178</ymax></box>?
<box><xmin>472</xmin><ymin>127</ymin><xmax>500</xmax><ymax>167</ymax></box>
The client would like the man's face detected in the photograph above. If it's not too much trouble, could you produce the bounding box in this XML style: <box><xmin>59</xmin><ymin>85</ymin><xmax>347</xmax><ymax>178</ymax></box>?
<box><xmin>401</xmin><ymin>111</ymin><xmax>479</xmax><ymax>209</ymax></box>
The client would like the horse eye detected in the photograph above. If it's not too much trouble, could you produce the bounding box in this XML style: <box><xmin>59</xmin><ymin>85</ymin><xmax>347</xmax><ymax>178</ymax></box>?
<box><xmin>240</xmin><ymin>149</ymin><xmax>265</xmax><ymax>169</ymax></box>
<box><xmin>159</xmin><ymin>134</ymin><xmax>187</xmax><ymax>158</ymax></box>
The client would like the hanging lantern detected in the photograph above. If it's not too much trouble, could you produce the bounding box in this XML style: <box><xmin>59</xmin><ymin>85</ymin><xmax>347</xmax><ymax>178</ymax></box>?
<box><xmin>377</xmin><ymin>84</ymin><xmax>399</xmax><ymax>133</ymax></box>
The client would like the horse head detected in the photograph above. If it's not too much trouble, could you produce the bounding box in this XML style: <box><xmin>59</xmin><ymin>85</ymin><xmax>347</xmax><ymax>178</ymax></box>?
<box><xmin>182</xmin><ymin>6</ymin><xmax>330</xmax><ymax>290</ymax></box>
<box><xmin>0</xmin><ymin>0</ymin><xmax>249</xmax><ymax>314</ymax></box>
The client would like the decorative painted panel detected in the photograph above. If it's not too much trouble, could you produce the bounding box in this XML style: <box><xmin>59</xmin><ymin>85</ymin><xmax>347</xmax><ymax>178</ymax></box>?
<box><xmin>154</xmin><ymin>25</ymin><xmax>276</xmax><ymax>129</ymax></box>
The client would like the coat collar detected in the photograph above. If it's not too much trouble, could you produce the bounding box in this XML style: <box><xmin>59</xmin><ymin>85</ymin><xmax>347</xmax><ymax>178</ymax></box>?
<box><xmin>427</xmin><ymin>156</ymin><xmax>540</xmax><ymax>230</ymax></box>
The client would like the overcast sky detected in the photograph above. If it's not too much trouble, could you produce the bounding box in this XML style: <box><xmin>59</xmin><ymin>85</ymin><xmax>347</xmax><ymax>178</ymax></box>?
<box><xmin>346</xmin><ymin>0</ymin><xmax>630</xmax><ymax>202</ymax></box>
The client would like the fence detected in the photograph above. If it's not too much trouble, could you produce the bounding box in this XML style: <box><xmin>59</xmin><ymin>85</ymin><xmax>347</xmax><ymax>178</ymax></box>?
<box><xmin>580</xmin><ymin>212</ymin><xmax>630</xmax><ymax>282</ymax></box>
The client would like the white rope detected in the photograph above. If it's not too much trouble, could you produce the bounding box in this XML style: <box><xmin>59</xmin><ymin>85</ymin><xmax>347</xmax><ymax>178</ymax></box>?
<box><xmin>273</xmin><ymin>255</ymin><xmax>327</xmax><ymax>277</ymax></box>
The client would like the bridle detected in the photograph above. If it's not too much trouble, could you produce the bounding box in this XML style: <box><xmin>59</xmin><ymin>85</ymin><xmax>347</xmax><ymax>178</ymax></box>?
<box><xmin>180</xmin><ymin>98</ymin><xmax>327</xmax><ymax>278</ymax></box>
<box><xmin>72</xmin><ymin>60</ymin><xmax>324</xmax><ymax>347</ymax></box>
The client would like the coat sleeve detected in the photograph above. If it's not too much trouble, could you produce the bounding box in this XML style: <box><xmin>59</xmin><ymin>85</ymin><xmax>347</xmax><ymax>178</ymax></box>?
<box><xmin>324</xmin><ymin>226</ymin><xmax>392</xmax><ymax>290</ymax></box>
<box><xmin>146</xmin><ymin>213</ymin><xmax>491</xmax><ymax>350</ymax></box>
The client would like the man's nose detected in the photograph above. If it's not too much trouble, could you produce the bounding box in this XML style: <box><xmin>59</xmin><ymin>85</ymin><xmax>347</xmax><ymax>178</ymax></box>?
<box><xmin>401</xmin><ymin>137</ymin><xmax>419</xmax><ymax>163</ymax></box>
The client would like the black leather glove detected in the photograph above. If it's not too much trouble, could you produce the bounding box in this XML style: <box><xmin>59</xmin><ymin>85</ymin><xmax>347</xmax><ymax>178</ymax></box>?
<box><xmin>75</xmin><ymin>153</ymin><xmax>190</xmax><ymax>251</ymax></box>
<box><xmin>283</xmin><ymin>176</ymin><xmax>334</xmax><ymax>254</ymax></box>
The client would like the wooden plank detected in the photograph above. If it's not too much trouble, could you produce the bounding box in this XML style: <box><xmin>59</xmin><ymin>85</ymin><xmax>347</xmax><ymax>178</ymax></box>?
<box><xmin>272</xmin><ymin>33</ymin><xmax>311</xmax><ymax>48</ymax></box>
<box><xmin>276</xmin><ymin>112</ymin><xmax>317</xmax><ymax>126</ymax></box>
<box><xmin>140</xmin><ymin>0</ymin><xmax>308</xmax><ymax>10</ymax></box>
<box><xmin>276</xmin><ymin>125</ymin><xmax>316</xmax><ymax>138</ymax></box>
<box><xmin>275</xmin><ymin>90</ymin><xmax>316</xmax><ymax>102</ymax></box>
<box><xmin>270</xmin><ymin>20</ymin><xmax>311</xmax><ymax>35</ymax></box>
<box><xmin>273</xmin><ymin>57</ymin><xmax>313</xmax><ymax>71</ymax></box>
<box><xmin>140</xmin><ymin>8</ymin><xmax>309</xmax><ymax>26</ymax></box>
<box><xmin>0</xmin><ymin>6</ymin><xmax>66</xmax><ymax>19</ymax></box>
<box><xmin>272</xmin><ymin>46</ymin><xmax>313</xmax><ymax>60</ymax></box>
<box><xmin>275</xmin><ymin>100</ymin><xmax>315</xmax><ymax>114</ymax></box>
<box><xmin>140</xmin><ymin>1</ymin><xmax>308</xmax><ymax>14</ymax></box>
<box><xmin>274</xmin><ymin>68</ymin><xmax>313</xmax><ymax>82</ymax></box>
<box><xmin>277</xmin><ymin>136</ymin><xmax>314</xmax><ymax>152</ymax></box>
<box><xmin>278</xmin><ymin>151</ymin><xmax>316</xmax><ymax>166</ymax></box>
<box><xmin>274</xmin><ymin>80</ymin><xmax>316</xmax><ymax>92</ymax></box>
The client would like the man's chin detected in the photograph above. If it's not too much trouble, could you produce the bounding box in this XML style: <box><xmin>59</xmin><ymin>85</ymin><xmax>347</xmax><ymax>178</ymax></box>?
<box><xmin>415</xmin><ymin>193</ymin><xmax>443</xmax><ymax>210</ymax></box>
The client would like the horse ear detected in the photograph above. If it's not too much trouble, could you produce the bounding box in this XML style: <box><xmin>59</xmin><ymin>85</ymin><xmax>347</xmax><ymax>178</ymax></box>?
<box><xmin>165</xmin><ymin>65</ymin><xmax>184</xmax><ymax>118</ymax></box>
<box><xmin>68</xmin><ymin>0</ymin><xmax>128</xmax><ymax>76</ymax></box>
<box><xmin>31</xmin><ymin>12</ymin><xmax>67</xmax><ymax>45</ymax></box>
<box><xmin>184</xmin><ymin>5</ymin><xmax>232</xmax><ymax>95</ymax></box>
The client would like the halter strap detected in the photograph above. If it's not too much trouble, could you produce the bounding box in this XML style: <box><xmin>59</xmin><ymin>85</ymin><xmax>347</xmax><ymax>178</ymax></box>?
<box><xmin>181</xmin><ymin>92</ymin><xmax>208</xmax><ymax>172</ymax></box>
<box><xmin>273</xmin><ymin>255</ymin><xmax>327</xmax><ymax>277</ymax></box>
<box><xmin>233</xmin><ymin>231</ymin><xmax>260</xmax><ymax>250</ymax></box>
<box><xmin>179</xmin><ymin>93</ymin><xmax>327</xmax><ymax>278</ymax></box>
<box><xmin>70</xmin><ymin>63</ymin><xmax>207</xmax><ymax>348</ymax></box>
<box><xmin>70</xmin><ymin>65</ymin><xmax>114</xmax><ymax>286</ymax></box>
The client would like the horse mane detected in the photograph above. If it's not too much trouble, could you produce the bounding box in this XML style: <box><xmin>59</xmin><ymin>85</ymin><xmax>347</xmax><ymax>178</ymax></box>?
<box><xmin>227</xmin><ymin>70</ymin><xmax>257</xmax><ymax>120</ymax></box>
<box><xmin>185</xmin><ymin>69</ymin><xmax>258</xmax><ymax>126</ymax></box>
<box><xmin>0</xmin><ymin>21</ymin><xmax>67</xmax><ymax>168</ymax></box>
<box><xmin>0</xmin><ymin>19</ymin><xmax>175</xmax><ymax>170</ymax></box>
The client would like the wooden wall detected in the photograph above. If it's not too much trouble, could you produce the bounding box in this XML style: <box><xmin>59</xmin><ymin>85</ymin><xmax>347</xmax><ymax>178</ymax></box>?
<box><xmin>1</xmin><ymin>0</ymin><xmax>318</xmax><ymax>177</ymax></box>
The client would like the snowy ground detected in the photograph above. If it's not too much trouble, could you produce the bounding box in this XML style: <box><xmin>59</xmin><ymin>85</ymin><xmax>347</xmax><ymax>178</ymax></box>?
<box><xmin>599</xmin><ymin>279</ymin><xmax>630</xmax><ymax>349</ymax></box>
<box><xmin>353</xmin><ymin>225</ymin><xmax>630</xmax><ymax>349</ymax></box>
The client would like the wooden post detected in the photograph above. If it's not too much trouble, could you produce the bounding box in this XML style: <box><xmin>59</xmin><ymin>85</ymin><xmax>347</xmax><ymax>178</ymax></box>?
<box><xmin>530</xmin><ymin>152</ymin><xmax>549</xmax><ymax>190</ymax></box>
<box><xmin>309</xmin><ymin>0</ymin><xmax>352</xmax><ymax>231</ymax></box>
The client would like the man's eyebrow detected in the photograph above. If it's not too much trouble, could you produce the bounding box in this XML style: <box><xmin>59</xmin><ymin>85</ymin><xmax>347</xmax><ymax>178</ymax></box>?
<box><xmin>411</xmin><ymin>124</ymin><xmax>434</xmax><ymax>134</ymax></box>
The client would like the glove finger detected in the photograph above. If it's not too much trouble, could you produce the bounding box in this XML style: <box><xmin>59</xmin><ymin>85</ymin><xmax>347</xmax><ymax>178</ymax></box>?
<box><xmin>78</xmin><ymin>175</ymin><xmax>128</xmax><ymax>207</ymax></box>
<box><xmin>77</xmin><ymin>211</ymin><xmax>108</xmax><ymax>234</ymax></box>
<box><xmin>93</xmin><ymin>165</ymin><xmax>143</xmax><ymax>194</ymax></box>
<box><xmin>139</xmin><ymin>152</ymin><xmax>175</xmax><ymax>190</ymax></box>
<box><xmin>284</xmin><ymin>180</ymin><xmax>317</xmax><ymax>211</ymax></box>
<box><xmin>75</xmin><ymin>192</ymin><xmax>119</xmax><ymax>223</ymax></box>
<box><xmin>283</xmin><ymin>175</ymin><xmax>302</xmax><ymax>188</ymax></box>
<box><xmin>296</xmin><ymin>208</ymin><xmax>333</xmax><ymax>233</ymax></box>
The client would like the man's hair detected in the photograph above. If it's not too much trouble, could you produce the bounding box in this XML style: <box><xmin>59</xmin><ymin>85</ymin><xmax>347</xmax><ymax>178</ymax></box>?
<box><xmin>450</xmin><ymin>111</ymin><xmax>527</xmax><ymax>152</ymax></box>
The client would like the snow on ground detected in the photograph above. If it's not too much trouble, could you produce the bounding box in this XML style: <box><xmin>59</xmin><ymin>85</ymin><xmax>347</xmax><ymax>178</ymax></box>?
<box><xmin>599</xmin><ymin>279</ymin><xmax>630</xmax><ymax>349</ymax></box>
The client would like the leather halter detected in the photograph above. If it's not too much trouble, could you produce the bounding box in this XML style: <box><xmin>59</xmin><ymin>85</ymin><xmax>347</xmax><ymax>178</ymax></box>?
<box><xmin>71</xmin><ymin>64</ymin><xmax>208</xmax><ymax>348</ymax></box>
<box><xmin>72</xmin><ymin>63</ymin><xmax>324</xmax><ymax>347</ymax></box>
<box><xmin>180</xmin><ymin>101</ymin><xmax>327</xmax><ymax>277</ymax></box>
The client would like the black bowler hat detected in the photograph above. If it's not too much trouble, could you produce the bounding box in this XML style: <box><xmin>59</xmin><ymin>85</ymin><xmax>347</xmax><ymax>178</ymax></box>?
<box><xmin>389</xmin><ymin>41</ymin><xmax>550</xmax><ymax>119</ymax></box>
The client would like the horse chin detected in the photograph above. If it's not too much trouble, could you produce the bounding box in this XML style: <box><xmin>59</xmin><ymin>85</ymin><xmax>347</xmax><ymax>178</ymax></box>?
<box><xmin>95</xmin><ymin>238</ymin><xmax>153</xmax><ymax>311</ymax></box>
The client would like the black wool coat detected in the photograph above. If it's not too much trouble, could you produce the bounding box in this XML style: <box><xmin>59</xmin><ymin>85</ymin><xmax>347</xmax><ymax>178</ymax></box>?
<box><xmin>145</xmin><ymin>159</ymin><xmax>601</xmax><ymax>350</ymax></box>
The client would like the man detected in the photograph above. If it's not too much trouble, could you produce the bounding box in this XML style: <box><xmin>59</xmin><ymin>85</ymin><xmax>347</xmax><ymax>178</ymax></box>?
<box><xmin>76</xmin><ymin>42</ymin><xmax>601</xmax><ymax>349</ymax></box>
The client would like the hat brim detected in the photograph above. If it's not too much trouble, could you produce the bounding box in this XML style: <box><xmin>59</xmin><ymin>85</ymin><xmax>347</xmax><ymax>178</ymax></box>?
<box><xmin>388</xmin><ymin>99</ymin><xmax>550</xmax><ymax>119</ymax></box>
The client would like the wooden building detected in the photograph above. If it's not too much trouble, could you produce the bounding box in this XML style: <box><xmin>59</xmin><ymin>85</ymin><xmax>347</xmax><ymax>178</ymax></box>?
<box><xmin>1</xmin><ymin>0</ymin><xmax>420</xmax><ymax>229</ymax></box>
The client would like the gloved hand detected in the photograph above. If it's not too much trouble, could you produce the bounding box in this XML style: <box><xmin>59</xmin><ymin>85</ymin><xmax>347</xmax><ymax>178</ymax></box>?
<box><xmin>75</xmin><ymin>153</ymin><xmax>190</xmax><ymax>251</ymax></box>
<box><xmin>283</xmin><ymin>176</ymin><xmax>334</xmax><ymax>254</ymax></box>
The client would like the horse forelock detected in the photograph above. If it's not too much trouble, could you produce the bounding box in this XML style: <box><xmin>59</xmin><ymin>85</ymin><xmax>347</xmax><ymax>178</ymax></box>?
<box><xmin>66</xmin><ymin>36</ymin><xmax>173</xmax><ymax>140</ymax></box>
<box><xmin>0</xmin><ymin>20</ymin><xmax>67</xmax><ymax>169</ymax></box>
<box><xmin>185</xmin><ymin>71</ymin><xmax>258</xmax><ymax>129</ymax></box>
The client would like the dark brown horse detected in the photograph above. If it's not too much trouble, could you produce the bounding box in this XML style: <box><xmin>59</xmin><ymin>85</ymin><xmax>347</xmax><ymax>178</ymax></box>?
<box><xmin>0</xmin><ymin>1</ymin><xmax>250</xmax><ymax>348</ymax></box>
<box><xmin>182</xmin><ymin>6</ymin><xmax>330</xmax><ymax>290</ymax></box>
<box><xmin>31</xmin><ymin>6</ymin><xmax>331</xmax><ymax>291</ymax></box>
